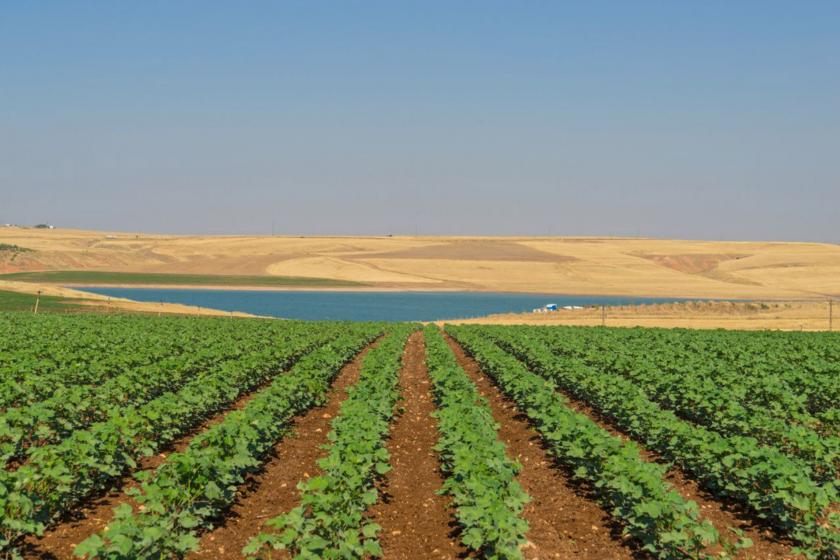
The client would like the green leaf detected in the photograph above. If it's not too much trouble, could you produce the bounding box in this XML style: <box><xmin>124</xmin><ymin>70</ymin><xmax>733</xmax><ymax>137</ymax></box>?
<box><xmin>362</xmin><ymin>522</ymin><xmax>382</xmax><ymax>538</ymax></box>
<box><xmin>73</xmin><ymin>534</ymin><xmax>105</xmax><ymax>558</ymax></box>
<box><xmin>363</xmin><ymin>539</ymin><xmax>383</xmax><ymax>557</ymax></box>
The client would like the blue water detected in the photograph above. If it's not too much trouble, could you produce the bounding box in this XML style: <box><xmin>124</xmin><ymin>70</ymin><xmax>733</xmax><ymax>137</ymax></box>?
<box><xmin>79</xmin><ymin>287</ymin><xmax>696</xmax><ymax>322</ymax></box>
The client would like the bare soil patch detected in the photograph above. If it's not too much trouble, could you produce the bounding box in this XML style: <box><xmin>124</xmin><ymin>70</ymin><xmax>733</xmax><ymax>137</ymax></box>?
<box><xmin>22</xmin><ymin>362</ymin><xmax>305</xmax><ymax>559</ymax></box>
<box><xmin>367</xmin><ymin>331</ymin><xmax>466</xmax><ymax>559</ymax></box>
<box><xmin>530</xmin><ymin>371</ymin><xmax>800</xmax><ymax>560</ymax></box>
<box><xmin>444</xmin><ymin>334</ymin><xmax>636</xmax><ymax>560</ymax></box>
<box><xmin>349</xmin><ymin>240</ymin><xmax>575</xmax><ymax>263</ymax></box>
<box><xmin>186</xmin><ymin>339</ymin><xmax>378</xmax><ymax>559</ymax></box>
<box><xmin>638</xmin><ymin>253</ymin><xmax>749</xmax><ymax>274</ymax></box>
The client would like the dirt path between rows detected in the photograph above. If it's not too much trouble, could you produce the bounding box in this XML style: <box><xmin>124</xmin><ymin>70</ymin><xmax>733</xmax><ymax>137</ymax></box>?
<box><xmin>476</xmin><ymin>336</ymin><xmax>799</xmax><ymax>559</ymax></box>
<box><xmin>21</xmin><ymin>341</ymin><xmax>371</xmax><ymax>560</ymax></box>
<box><xmin>367</xmin><ymin>331</ymin><xmax>467</xmax><ymax>560</ymax></box>
<box><xmin>444</xmin><ymin>333</ymin><xmax>636</xmax><ymax>560</ymax></box>
<box><xmin>21</xmin><ymin>373</ymin><xmax>279</xmax><ymax>560</ymax></box>
<box><xmin>184</xmin><ymin>338</ymin><xmax>380</xmax><ymax>559</ymax></box>
<box><xmin>547</xmin><ymin>380</ymin><xmax>800</xmax><ymax>559</ymax></box>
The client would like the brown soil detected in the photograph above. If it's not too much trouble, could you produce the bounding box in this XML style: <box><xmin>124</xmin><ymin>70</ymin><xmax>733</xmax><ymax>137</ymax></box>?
<box><xmin>352</xmin><ymin>239</ymin><xmax>575</xmax><ymax>263</ymax></box>
<box><xmin>443</xmin><ymin>333</ymin><xmax>636</xmax><ymax>559</ymax></box>
<box><xmin>12</xmin><ymin>328</ymin><xmax>812</xmax><ymax>560</ymax></box>
<box><xmin>367</xmin><ymin>331</ymin><xmax>467</xmax><ymax>559</ymax></box>
<box><xmin>639</xmin><ymin>253</ymin><xmax>748</xmax><ymax>274</ymax></box>
<box><xmin>186</xmin><ymin>339</ymin><xmax>379</xmax><ymax>559</ymax></box>
<box><xmin>523</xmin><ymin>367</ymin><xmax>800</xmax><ymax>560</ymax></box>
<box><xmin>22</xmin><ymin>370</ymin><xmax>289</xmax><ymax>559</ymax></box>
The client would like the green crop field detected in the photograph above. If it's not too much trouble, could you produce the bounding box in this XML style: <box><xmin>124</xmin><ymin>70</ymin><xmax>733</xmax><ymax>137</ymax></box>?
<box><xmin>0</xmin><ymin>270</ymin><xmax>364</xmax><ymax>288</ymax></box>
<box><xmin>0</xmin><ymin>313</ymin><xmax>837</xmax><ymax>559</ymax></box>
<box><xmin>0</xmin><ymin>289</ymin><xmax>100</xmax><ymax>313</ymax></box>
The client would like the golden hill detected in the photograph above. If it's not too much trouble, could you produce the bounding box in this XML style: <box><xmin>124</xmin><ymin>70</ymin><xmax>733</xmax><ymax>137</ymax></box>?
<box><xmin>1</xmin><ymin>227</ymin><xmax>838</xmax><ymax>299</ymax></box>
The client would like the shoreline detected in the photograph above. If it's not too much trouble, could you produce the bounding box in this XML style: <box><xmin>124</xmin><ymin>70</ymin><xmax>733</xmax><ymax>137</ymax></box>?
<box><xmin>32</xmin><ymin>282</ymin><xmax>830</xmax><ymax>302</ymax></box>
<box><xmin>445</xmin><ymin>300</ymin><xmax>837</xmax><ymax>332</ymax></box>
<box><xmin>2</xmin><ymin>280</ymin><xmax>835</xmax><ymax>330</ymax></box>
<box><xmin>63</xmin><ymin>283</ymin><xmax>462</xmax><ymax>293</ymax></box>
<box><xmin>0</xmin><ymin>280</ymin><xmax>261</xmax><ymax>318</ymax></box>
<box><xmin>3</xmin><ymin>228</ymin><xmax>838</xmax><ymax>302</ymax></box>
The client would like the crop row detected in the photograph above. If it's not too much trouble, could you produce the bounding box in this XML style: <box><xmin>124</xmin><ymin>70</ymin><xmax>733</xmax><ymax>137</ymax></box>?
<box><xmin>516</xmin><ymin>326</ymin><xmax>839</xmax><ymax>480</ymax></box>
<box><xmin>75</xmin><ymin>326</ymin><xmax>383</xmax><ymax>559</ymax></box>
<box><xmin>245</xmin><ymin>327</ymin><xmax>413</xmax><ymax>559</ymax></box>
<box><xmin>0</xmin><ymin>314</ymin><xmax>249</xmax><ymax>409</ymax></box>
<box><xmin>655</xmin><ymin>328</ymin><xmax>839</xmax><ymax>417</ymax></box>
<box><xmin>476</xmin><ymin>326</ymin><xmax>839</xmax><ymax>559</ymax></box>
<box><xmin>0</xmin><ymin>324</ymin><xmax>360</xmax><ymax>556</ymax></box>
<box><xmin>446</xmin><ymin>326</ymin><xmax>722</xmax><ymax>560</ymax></box>
<box><xmin>702</xmin><ymin>330</ymin><xmax>840</xmax><ymax>416</ymax></box>
<box><xmin>582</xmin><ymin>327</ymin><xmax>836</xmax><ymax>428</ymax></box>
<box><xmin>538</xmin><ymin>326</ymin><xmax>828</xmax><ymax>431</ymax></box>
<box><xmin>423</xmin><ymin>326</ymin><xmax>530</xmax><ymax>559</ymax></box>
<box><xmin>0</xmin><ymin>325</ymin><xmax>290</xmax><ymax>466</ymax></box>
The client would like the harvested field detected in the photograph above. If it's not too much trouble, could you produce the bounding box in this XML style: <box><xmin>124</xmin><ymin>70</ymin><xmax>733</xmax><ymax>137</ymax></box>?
<box><xmin>2</xmin><ymin>227</ymin><xmax>839</xmax><ymax>299</ymax></box>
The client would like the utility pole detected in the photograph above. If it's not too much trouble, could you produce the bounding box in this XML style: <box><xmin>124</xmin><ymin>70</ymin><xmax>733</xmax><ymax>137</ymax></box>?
<box><xmin>601</xmin><ymin>305</ymin><xmax>606</xmax><ymax>327</ymax></box>
<box><xmin>33</xmin><ymin>290</ymin><xmax>41</xmax><ymax>314</ymax></box>
<box><xmin>830</xmin><ymin>299</ymin><xmax>834</xmax><ymax>332</ymax></box>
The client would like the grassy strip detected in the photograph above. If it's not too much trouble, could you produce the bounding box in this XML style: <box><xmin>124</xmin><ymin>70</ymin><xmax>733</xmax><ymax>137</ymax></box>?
<box><xmin>0</xmin><ymin>290</ymin><xmax>95</xmax><ymax>313</ymax></box>
<box><xmin>0</xmin><ymin>327</ymin><xmax>358</xmax><ymax>554</ymax></box>
<box><xmin>482</xmin><ymin>327</ymin><xmax>840</xmax><ymax>559</ymax></box>
<box><xmin>75</xmin><ymin>327</ymin><xmax>391</xmax><ymax>559</ymax></box>
<box><xmin>244</xmin><ymin>327</ymin><xmax>414</xmax><ymax>559</ymax></box>
<box><xmin>0</xmin><ymin>271</ymin><xmax>364</xmax><ymax>288</ymax></box>
<box><xmin>423</xmin><ymin>326</ymin><xmax>530</xmax><ymax>559</ymax></box>
<box><xmin>447</xmin><ymin>326</ymin><xmax>723</xmax><ymax>560</ymax></box>
<box><xmin>0</xmin><ymin>244</ymin><xmax>32</xmax><ymax>253</ymax></box>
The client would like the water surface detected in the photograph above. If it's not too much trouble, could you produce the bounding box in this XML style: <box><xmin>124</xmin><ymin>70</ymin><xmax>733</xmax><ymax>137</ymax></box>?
<box><xmin>80</xmin><ymin>287</ymin><xmax>694</xmax><ymax>322</ymax></box>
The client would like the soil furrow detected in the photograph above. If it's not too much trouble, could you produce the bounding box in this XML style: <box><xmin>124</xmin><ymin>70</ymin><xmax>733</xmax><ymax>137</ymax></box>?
<box><xmin>444</xmin><ymin>333</ymin><xmax>636</xmax><ymax>560</ymax></box>
<box><xmin>540</xmin><ymin>378</ymin><xmax>800</xmax><ymax>559</ymax></box>
<box><xmin>367</xmin><ymin>331</ymin><xmax>466</xmax><ymax>560</ymax></box>
<box><xmin>6</xmin><ymin>356</ymin><xmax>228</xmax><ymax>473</ymax></box>
<box><xmin>452</xmin><ymin>334</ymin><xmax>799</xmax><ymax>559</ymax></box>
<box><xmin>186</xmin><ymin>338</ymin><xmax>379</xmax><ymax>559</ymax></box>
<box><xmin>21</xmin><ymin>360</ymin><xmax>308</xmax><ymax>559</ymax></box>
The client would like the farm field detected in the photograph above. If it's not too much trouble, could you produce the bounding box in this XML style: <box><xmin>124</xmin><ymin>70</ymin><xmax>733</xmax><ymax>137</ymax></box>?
<box><xmin>0</xmin><ymin>271</ymin><xmax>362</xmax><ymax>289</ymax></box>
<box><xmin>451</xmin><ymin>300</ymin><xmax>838</xmax><ymax>332</ymax></box>
<box><xmin>3</xmin><ymin>227</ymin><xmax>840</xmax><ymax>299</ymax></box>
<box><xmin>0</xmin><ymin>290</ymin><xmax>103</xmax><ymax>314</ymax></box>
<box><xmin>3</xmin><ymin>228</ymin><xmax>839</xmax><ymax>329</ymax></box>
<box><xmin>0</xmin><ymin>285</ymin><xmax>257</xmax><ymax>318</ymax></box>
<box><xmin>0</xmin><ymin>313</ymin><xmax>838</xmax><ymax>559</ymax></box>
<box><xmin>6</xmin><ymin>5</ymin><xmax>838</xmax><ymax>560</ymax></box>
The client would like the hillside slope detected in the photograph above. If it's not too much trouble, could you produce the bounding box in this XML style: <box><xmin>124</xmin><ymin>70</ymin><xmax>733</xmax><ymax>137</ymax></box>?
<box><xmin>1</xmin><ymin>227</ymin><xmax>838</xmax><ymax>299</ymax></box>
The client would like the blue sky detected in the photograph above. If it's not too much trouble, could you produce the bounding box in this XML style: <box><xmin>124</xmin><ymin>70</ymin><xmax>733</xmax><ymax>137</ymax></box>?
<box><xmin>2</xmin><ymin>1</ymin><xmax>838</xmax><ymax>240</ymax></box>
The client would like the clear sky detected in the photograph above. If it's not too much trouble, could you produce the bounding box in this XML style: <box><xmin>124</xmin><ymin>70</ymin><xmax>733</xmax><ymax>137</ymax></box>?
<box><xmin>2</xmin><ymin>1</ymin><xmax>838</xmax><ymax>241</ymax></box>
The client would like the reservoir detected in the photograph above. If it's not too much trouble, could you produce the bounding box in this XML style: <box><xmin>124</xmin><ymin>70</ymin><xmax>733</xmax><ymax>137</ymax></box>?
<box><xmin>79</xmin><ymin>288</ymin><xmax>693</xmax><ymax>322</ymax></box>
